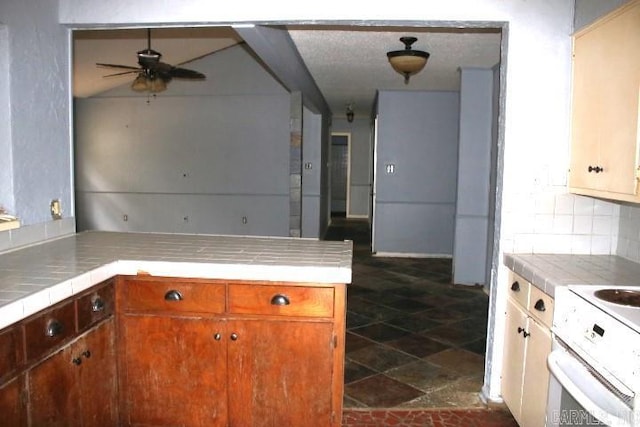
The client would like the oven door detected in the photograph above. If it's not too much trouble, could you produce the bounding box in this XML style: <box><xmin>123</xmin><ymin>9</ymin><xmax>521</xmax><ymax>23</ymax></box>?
<box><xmin>546</xmin><ymin>338</ymin><xmax>634</xmax><ymax>426</ymax></box>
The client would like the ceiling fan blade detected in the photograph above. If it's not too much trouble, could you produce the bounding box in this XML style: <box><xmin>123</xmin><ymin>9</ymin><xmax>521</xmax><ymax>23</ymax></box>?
<box><xmin>97</xmin><ymin>63</ymin><xmax>141</xmax><ymax>71</ymax></box>
<box><xmin>103</xmin><ymin>70</ymin><xmax>141</xmax><ymax>78</ymax></box>
<box><xmin>169</xmin><ymin>67</ymin><xmax>206</xmax><ymax>80</ymax></box>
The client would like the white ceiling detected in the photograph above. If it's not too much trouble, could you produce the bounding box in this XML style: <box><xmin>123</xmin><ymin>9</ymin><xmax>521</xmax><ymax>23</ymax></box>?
<box><xmin>73</xmin><ymin>25</ymin><xmax>501</xmax><ymax>117</ymax></box>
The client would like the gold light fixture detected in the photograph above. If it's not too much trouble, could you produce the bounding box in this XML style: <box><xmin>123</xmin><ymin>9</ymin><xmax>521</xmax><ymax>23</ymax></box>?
<box><xmin>386</xmin><ymin>36</ymin><xmax>430</xmax><ymax>84</ymax></box>
<box><xmin>131</xmin><ymin>73</ymin><xmax>167</xmax><ymax>93</ymax></box>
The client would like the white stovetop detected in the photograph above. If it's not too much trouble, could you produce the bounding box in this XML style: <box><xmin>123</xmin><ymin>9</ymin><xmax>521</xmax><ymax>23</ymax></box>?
<box><xmin>0</xmin><ymin>231</ymin><xmax>353</xmax><ymax>330</ymax></box>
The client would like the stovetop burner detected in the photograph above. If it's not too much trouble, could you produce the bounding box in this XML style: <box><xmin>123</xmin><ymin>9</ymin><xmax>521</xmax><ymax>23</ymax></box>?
<box><xmin>595</xmin><ymin>289</ymin><xmax>640</xmax><ymax>308</ymax></box>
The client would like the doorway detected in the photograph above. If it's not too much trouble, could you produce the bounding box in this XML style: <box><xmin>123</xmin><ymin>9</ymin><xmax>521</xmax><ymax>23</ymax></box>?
<box><xmin>330</xmin><ymin>132</ymin><xmax>351</xmax><ymax>218</ymax></box>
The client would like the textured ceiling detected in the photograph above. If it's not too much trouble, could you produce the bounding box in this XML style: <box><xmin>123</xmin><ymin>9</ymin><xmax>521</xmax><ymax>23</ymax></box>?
<box><xmin>73</xmin><ymin>25</ymin><xmax>501</xmax><ymax>117</ymax></box>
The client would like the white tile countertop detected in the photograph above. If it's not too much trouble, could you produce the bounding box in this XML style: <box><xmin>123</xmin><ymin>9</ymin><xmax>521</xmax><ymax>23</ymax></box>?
<box><xmin>0</xmin><ymin>231</ymin><xmax>353</xmax><ymax>330</ymax></box>
<box><xmin>504</xmin><ymin>253</ymin><xmax>640</xmax><ymax>297</ymax></box>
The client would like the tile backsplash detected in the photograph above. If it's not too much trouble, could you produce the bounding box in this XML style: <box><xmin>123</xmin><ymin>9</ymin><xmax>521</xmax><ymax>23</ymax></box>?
<box><xmin>501</xmin><ymin>190</ymin><xmax>620</xmax><ymax>255</ymax></box>
<box><xmin>0</xmin><ymin>217</ymin><xmax>76</xmax><ymax>254</ymax></box>
<box><xmin>616</xmin><ymin>204</ymin><xmax>640</xmax><ymax>263</ymax></box>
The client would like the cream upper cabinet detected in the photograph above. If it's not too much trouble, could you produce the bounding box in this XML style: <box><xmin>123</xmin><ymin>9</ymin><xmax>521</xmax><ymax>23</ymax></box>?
<box><xmin>569</xmin><ymin>0</ymin><xmax>640</xmax><ymax>203</ymax></box>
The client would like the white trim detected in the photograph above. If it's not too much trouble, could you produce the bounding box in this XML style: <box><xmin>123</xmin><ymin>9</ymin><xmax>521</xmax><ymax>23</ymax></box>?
<box><xmin>346</xmin><ymin>214</ymin><xmax>368</xmax><ymax>219</ymax></box>
<box><xmin>373</xmin><ymin>252</ymin><xmax>453</xmax><ymax>259</ymax></box>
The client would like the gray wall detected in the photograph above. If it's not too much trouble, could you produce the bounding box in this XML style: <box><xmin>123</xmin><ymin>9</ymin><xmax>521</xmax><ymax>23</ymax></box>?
<box><xmin>373</xmin><ymin>91</ymin><xmax>459</xmax><ymax>255</ymax></box>
<box><xmin>453</xmin><ymin>68</ymin><xmax>495</xmax><ymax>286</ymax></box>
<box><xmin>574</xmin><ymin>0</ymin><xmax>632</xmax><ymax>29</ymax></box>
<box><xmin>332</xmin><ymin>117</ymin><xmax>373</xmax><ymax>219</ymax></box>
<box><xmin>75</xmin><ymin>45</ymin><xmax>293</xmax><ymax>236</ymax></box>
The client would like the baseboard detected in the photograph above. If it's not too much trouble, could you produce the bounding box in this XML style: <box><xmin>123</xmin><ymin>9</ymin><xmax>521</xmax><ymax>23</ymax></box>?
<box><xmin>373</xmin><ymin>252</ymin><xmax>453</xmax><ymax>259</ymax></box>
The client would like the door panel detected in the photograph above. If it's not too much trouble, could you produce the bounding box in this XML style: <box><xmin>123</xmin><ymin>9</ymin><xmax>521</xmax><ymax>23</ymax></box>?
<box><xmin>228</xmin><ymin>320</ymin><xmax>334</xmax><ymax>427</ymax></box>
<box><xmin>121</xmin><ymin>316</ymin><xmax>228</xmax><ymax>426</ymax></box>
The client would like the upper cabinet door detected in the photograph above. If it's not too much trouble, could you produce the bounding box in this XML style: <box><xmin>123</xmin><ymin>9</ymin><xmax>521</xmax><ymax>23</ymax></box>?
<box><xmin>569</xmin><ymin>0</ymin><xmax>640</xmax><ymax>201</ymax></box>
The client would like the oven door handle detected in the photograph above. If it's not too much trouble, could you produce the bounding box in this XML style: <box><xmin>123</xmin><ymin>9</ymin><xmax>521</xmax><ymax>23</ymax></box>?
<box><xmin>547</xmin><ymin>349</ymin><xmax>632</xmax><ymax>427</ymax></box>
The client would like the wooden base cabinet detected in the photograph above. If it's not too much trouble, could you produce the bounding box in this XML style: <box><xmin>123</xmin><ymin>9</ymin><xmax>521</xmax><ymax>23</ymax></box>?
<box><xmin>0</xmin><ymin>376</ymin><xmax>27</xmax><ymax>426</ymax></box>
<box><xmin>227</xmin><ymin>320</ymin><xmax>334</xmax><ymax>426</ymax></box>
<box><xmin>28</xmin><ymin>319</ymin><xmax>118</xmax><ymax>427</ymax></box>
<box><xmin>120</xmin><ymin>316</ymin><xmax>228</xmax><ymax>426</ymax></box>
<box><xmin>501</xmin><ymin>272</ymin><xmax>553</xmax><ymax>427</ymax></box>
<box><xmin>118</xmin><ymin>276</ymin><xmax>346</xmax><ymax>427</ymax></box>
<box><xmin>0</xmin><ymin>279</ymin><xmax>117</xmax><ymax>427</ymax></box>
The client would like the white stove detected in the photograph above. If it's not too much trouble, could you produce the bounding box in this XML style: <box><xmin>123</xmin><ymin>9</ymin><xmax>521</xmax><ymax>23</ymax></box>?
<box><xmin>549</xmin><ymin>285</ymin><xmax>640</xmax><ymax>426</ymax></box>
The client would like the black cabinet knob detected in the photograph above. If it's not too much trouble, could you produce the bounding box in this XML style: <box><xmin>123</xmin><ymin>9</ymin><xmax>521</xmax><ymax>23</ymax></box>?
<box><xmin>164</xmin><ymin>290</ymin><xmax>183</xmax><ymax>301</ymax></box>
<box><xmin>534</xmin><ymin>299</ymin><xmax>546</xmax><ymax>312</ymax></box>
<box><xmin>82</xmin><ymin>350</ymin><xmax>91</xmax><ymax>359</ymax></box>
<box><xmin>270</xmin><ymin>294</ymin><xmax>290</xmax><ymax>306</ymax></box>
<box><xmin>510</xmin><ymin>281</ymin><xmax>520</xmax><ymax>292</ymax></box>
<box><xmin>72</xmin><ymin>357</ymin><xmax>82</xmax><ymax>366</ymax></box>
<box><xmin>45</xmin><ymin>319</ymin><xmax>63</xmax><ymax>337</ymax></box>
<box><xmin>213</xmin><ymin>333</ymin><xmax>222</xmax><ymax>341</ymax></box>
<box><xmin>230</xmin><ymin>333</ymin><xmax>239</xmax><ymax>341</ymax></box>
<box><xmin>91</xmin><ymin>296</ymin><xmax>105</xmax><ymax>312</ymax></box>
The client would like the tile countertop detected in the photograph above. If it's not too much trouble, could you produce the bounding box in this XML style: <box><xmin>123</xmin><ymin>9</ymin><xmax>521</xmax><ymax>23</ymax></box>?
<box><xmin>504</xmin><ymin>253</ymin><xmax>640</xmax><ymax>298</ymax></box>
<box><xmin>0</xmin><ymin>231</ymin><xmax>353</xmax><ymax>330</ymax></box>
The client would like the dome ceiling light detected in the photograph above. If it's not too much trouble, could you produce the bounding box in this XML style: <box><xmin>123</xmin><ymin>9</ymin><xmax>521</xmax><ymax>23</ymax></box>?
<box><xmin>386</xmin><ymin>36</ymin><xmax>430</xmax><ymax>84</ymax></box>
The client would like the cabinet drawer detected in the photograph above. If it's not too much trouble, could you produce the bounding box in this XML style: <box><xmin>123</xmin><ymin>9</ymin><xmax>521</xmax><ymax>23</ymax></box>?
<box><xmin>0</xmin><ymin>325</ymin><xmax>23</xmax><ymax>383</ymax></box>
<box><xmin>120</xmin><ymin>278</ymin><xmax>225</xmax><ymax>314</ymax></box>
<box><xmin>24</xmin><ymin>300</ymin><xmax>76</xmax><ymax>363</ymax></box>
<box><xmin>528</xmin><ymin>285</ymin><xmax>554</xmax><ymax>328</ymax></box>
<box><xmin>228</xmin><ymin>284</ymin><xmax>334</xmax><ymax>317</ymax></box>
<box><xmin>507</xmin><ymin>271</ymin><xmax>530</xmax><ymax>309</ymax></box>
<box><xmin>77</xmin><ymin>279</ymin><xmax>114</xmax><ymax>332</ymax></box>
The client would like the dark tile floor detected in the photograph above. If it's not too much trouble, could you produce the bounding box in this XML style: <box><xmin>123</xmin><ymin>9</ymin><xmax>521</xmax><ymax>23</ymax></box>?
<box><xmin>324</xmin><ymin>216</ymin><xmax>492</xmax><ymax>410</ymax></box>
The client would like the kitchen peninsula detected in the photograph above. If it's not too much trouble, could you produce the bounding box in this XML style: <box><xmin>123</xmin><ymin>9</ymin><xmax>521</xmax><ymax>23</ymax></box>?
<box><xmin>0</xmin><ymin>231</ymin><xmax>352</xmax><ymax>426</ymax></box>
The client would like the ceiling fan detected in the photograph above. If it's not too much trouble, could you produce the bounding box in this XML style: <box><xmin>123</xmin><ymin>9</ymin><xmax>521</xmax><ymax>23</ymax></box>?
<box><xmin>97</xmin><ymin>28</ymin><xmax>206</xmax><ymax>93</ymax></box>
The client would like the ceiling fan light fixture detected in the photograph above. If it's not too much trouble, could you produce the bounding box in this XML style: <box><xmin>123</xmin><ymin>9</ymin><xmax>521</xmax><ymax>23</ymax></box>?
<box><xmin>386</xmin><ymin>36</ymin><xmax>430</xmax><ymax>84</ymax></box>
<box><xmin>131</xmin><ymin>74</ymin><xmax>149</xmax><ymax>92</ymax></box>
<box><xmin>149</xmin><ymin>77</ymin><xmax>167</xmax><ymax>93</ymax></box>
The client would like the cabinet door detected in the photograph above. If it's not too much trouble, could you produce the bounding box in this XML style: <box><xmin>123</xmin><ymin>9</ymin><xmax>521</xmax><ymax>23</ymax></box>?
<box><xmin>520</xmin><ymin>318</ymin><xmax>552</xmax><ymax>427</ymax></box>
<box><xmin>501</xmin><ymin>298</ymin><xmax>527</xmax><ymax>425</ymax></box>
<box><xmin>228</xmin><ymin>320</ymin><xmax>335</xmax><ymax>427</ymax></box>
<box><xmin>77</xmin><ymin>319</ymin><xmax>118</xmax><ymax>427</ymax></box>
<box><xmin>121</xmin><ymin>315</ymin><xmax>228</xmax><ymax>426</ymax></box>
<box><xmin>571</xmin><ymin>1</ymin><xmax>640</xmax><ymax>197</ymax></box>
<box><xmin>28</xmin><ymin>344</ymin><xmax>82</xmax><ymax>427</ymax></box>
<box><xmin>0</xmin><ymin>376</ymin><xmax>27</xmax><ymax>426</ymax></box>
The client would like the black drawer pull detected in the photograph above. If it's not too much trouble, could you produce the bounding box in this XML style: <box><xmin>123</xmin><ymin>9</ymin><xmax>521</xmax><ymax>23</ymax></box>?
<box><xmin>45</xmin><ymin>319</ymin><xmax>63</xmax><ymax>337</ymax></box>
<box><xmin>230</xmin><ymin>333</ymin><xmax>239</xmax><ymax>341</ymax></box>
<box><xmin>270</xmin><ymin>294</ymin><xmax>290</xmax><ymax>306</ymax></box>
<box><xmin>510</xmin><ymin>281</ymin><xmax>520</xmax><ymax>292</ymax></box>
<box><xmin>164</xmin><ymin>290</ymin><xmax>183</xmax><ymax>301</ymax></box>
<box><xmin>91</xmin><ymin>296</ymin><xmax>105</xmax><ymax>312</ymax></box>
<box><xmin>534</xmin><ymin>299</ymin><xmax>546</xmax><ymax>312</ymax></box>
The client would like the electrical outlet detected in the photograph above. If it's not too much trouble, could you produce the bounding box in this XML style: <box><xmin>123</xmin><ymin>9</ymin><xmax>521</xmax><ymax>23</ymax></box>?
<box><xmin>50</xmin><ymin>199</ymin><xmax>62</xmax><ymax>220</ymax></box>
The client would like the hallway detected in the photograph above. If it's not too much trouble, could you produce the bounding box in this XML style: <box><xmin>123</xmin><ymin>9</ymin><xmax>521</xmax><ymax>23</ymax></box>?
<box><xmin>325</xmin><ymin>217</ymin><xmax>517</xmax><ymax>425</ymax></box>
